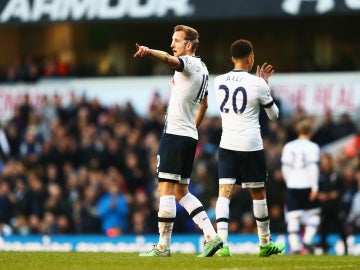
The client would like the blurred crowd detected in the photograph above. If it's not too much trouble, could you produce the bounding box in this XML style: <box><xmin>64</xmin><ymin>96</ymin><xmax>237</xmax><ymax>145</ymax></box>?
<box><xmin>0</xmin><ymin>92</ymin><xmax>359</xmax><ymax>243</ymax></box>
<box><xmin>2</xmin><ymin>53</ymin><xmax>72</xmax><ymax>83</ymax></box>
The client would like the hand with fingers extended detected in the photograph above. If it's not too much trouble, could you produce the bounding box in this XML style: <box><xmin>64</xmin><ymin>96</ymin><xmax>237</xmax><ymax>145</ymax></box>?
<box><xmin>256</xmin><ymin>62</ymin><xmax>275</xmax><ymax>84</ymax></box>
<box><xmin>134</xmin><ymin>43</ymin><xmax>151</xmax><ymax>58</ymax></box>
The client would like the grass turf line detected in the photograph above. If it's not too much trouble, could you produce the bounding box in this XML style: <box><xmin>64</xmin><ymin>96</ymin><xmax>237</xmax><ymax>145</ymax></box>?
<box><xmin>0</xmin><ymin>252</ymin><xmax>359</xmax><ymax>270</ymax></box>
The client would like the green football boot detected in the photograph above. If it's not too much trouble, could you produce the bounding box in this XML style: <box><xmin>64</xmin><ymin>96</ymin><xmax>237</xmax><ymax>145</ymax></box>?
<box><xmin>139</xmin><ymin>245</ymin><xmax>170</xmax><ymax>257</ymax></box>
<box><xmin>259</xmin><ymin>242</ymin><xmax>285</xmax><ymax>257</ymax></box>
<box><xmin>216</xmin><ymin>246</ymin><xmax>232</xmax><ymax>257</ymax></box>
<box><xmin>197</xmin><ymin>235</ymin><xmax>223</xmax><ymax>257</ymax></box>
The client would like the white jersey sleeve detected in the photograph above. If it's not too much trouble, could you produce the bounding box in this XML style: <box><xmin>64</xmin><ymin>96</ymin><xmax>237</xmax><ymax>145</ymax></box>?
<box><xmin>164</xmin><ymin>56</ymin><xmax>209</xmax><ymax>140</ymax></box>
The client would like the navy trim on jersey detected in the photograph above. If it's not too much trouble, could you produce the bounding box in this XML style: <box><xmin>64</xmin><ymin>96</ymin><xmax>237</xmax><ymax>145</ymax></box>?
<box><xmin>195</xmin><ymin>75</ymin><xmax>206</xmax><ymax>101</ymax></box>
<box><xmin>263</xmin><ymin>100</ymin><xmax>274</xmax><ymax>108</ymax></box>
<box><xmin>177</xmin><ymin>57</ymin><xmax>184</xmax><ymax>72</ymax></box>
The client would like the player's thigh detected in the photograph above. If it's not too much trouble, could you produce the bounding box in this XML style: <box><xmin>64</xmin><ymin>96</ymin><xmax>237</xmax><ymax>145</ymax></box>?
<box><xmin>240</xmin><ymin>150</ymin><xmax>267</xmax><ymax>187</ymax></box>
<box><xmin>180</xmin><ymin>136</ymin><xmax>197</xmax><ymax>179</ymax></box>
<box><xmin>157</xmin><ymin>133</ymin><xmax>196</xmax><ymax>181</ymax></box>
<box><xmin>218</xmin><ymin>147</ymin><xmax>238</xmax><ymax>182</ymax></box>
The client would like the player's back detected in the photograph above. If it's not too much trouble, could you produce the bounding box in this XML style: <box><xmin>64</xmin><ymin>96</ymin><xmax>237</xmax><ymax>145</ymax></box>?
<box><xmin>281</xmin><ymin>138</ymin><xmax>320</xmax><ymax>188</ymax></box>
<box><xmin>214</xmin><ymin>70</ymin><xmax>271</xmax><ymax>151</ymax></box>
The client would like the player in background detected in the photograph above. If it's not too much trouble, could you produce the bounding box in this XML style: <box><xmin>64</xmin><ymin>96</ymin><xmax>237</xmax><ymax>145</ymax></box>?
<box><xmin>318</xmin><ymin>152</ymin><xmax>348</xmax><ymax>254</ymax></box>
<box><xmin>214</xmin><ymin>39</ymin><xmax>285</xmax><ymax>257</ymax></box>
<box><xmin>134</xmin><ymin>25</ymin><xmax>222</xmax><ymax>257</ymax></box>
<box><xmin>281</xmin><ymin>119</ymin><xmax>321</xmax><ymax>254</ymax></box>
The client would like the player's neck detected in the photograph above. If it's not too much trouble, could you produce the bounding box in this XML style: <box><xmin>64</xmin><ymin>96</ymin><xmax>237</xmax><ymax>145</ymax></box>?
<box><xmin>233</xmin><ymin>63</ymin><xmax>249</xmax><ymax>72</ymax></box>
<box><xmin>298</xmin><ymin>134</ymin><xmax>311</xmax><ymax>140</ymax></box>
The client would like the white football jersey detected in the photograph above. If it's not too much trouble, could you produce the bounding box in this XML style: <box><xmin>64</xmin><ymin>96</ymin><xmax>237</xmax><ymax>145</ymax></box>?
<box><xmin>281</xmin><ymin>138</ymin><xmax>320</xmax><ymax>190</ymax></box>
<box><xmin>214</xmin><ymin>70</ymin><xmax>274</xmax><ymax>151</ymax></box>
<box><xmin>164</xmin><ymin>56</ymin><xmax>208</xmax><ymax>140</ymax></box>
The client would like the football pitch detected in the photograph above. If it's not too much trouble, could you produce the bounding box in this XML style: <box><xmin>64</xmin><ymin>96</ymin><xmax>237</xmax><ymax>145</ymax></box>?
<box><xmin>0</xmin><ymin>252</ymin><xmax>359</xmax><ymax>270</ymax></box>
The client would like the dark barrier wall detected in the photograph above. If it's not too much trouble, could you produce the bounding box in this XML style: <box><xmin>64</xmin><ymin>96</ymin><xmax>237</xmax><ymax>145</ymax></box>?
<box><xmin>1</xmin><ymin>0</ymin><xmax>360</xmax><ymax>25</ymax></box>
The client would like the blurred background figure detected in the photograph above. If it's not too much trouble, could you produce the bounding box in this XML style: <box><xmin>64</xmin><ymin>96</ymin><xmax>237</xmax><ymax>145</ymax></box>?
<box><xmin>97</xmin><ymin>180</ymin><xmax>129</xmax><ymax>237</ymax></box>
<box><xmin>346</xmin><ymin>169</ymin><xmax>360</xmax><ymax>236</ymax></box>
<box><xmin>281</xmin><ymin>119</ymin><xmax>321</xmax><ymax>254</ymax></box>
<box><xmin>317</xmin><ymin>152</ymin><xmax>348</xmax><ymax>254</ymax></box>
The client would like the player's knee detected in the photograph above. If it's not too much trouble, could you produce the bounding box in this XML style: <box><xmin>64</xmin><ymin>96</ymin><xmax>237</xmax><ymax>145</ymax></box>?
<box><xmin>174</xmin><ymin>189</ymin><xmax>187</xmax><ymax>202</ymax></box>
<box><xmin>219</xmin><ymin>184</ymin><xmax>233</xmax><ymax>199</ymax></box>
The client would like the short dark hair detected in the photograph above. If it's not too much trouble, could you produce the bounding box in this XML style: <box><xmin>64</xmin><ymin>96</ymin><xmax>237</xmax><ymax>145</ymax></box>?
<box><xmin>174</xmin><ymin>25</ymin><xmax>199</xmax><ymax>52</ymax></box>
<box><xmin>230</xmin><ymin>39</ymin><xmax>253</xmax><ymax>58</ymax></box>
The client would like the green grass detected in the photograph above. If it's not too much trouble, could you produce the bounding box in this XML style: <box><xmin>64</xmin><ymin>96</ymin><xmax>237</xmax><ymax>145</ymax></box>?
<box><xmin>0</xmin><ymin>252</ymin><xmax>359</xmax><ymax>270</ymax></box>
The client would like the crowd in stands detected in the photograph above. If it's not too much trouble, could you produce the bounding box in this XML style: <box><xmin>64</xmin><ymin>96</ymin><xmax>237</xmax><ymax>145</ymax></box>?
<box><xmin>2</xmin><ymin>53</ymin><xmax>71</xmax><ymax>83</ymax></box>
<box><xmin>0</xmin><ymin>92</ymin><xmax>359</xmax><ymax>242</ymax></box>
<box><xmin>1</xmin><ymin>44</ymin><xmax>360</xmax><ymax>83</ymax></box>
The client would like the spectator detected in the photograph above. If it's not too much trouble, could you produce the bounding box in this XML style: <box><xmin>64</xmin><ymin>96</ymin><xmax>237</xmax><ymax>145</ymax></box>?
<box><xmin>341</xmin><ymin>165</ymin><xmax>358</xmax><ymax>230</ymax></box>
<box><xmin>19</xmin><ymin>130</ymin><xmax>42</xmax><ymax>167</ymax></box>
<box><xmin>4</xmin><ymin>123</ymin><xmax>22</xmax><ymax>159</ymax></box>
<box><xmin>0</xmin><ymin>181</ymin><xmax>14</xmax><ymax>225</ymax></box>
<box><xmin>72</xmin><ymin>185</ymin><xmax>101</xmax><ymax>234</ymax></box>
<box><xmin>333</xmin><ymin>113</ymin><xmax>356</xmax><ymax>141</ymax></box>
<box><xmin>312</xmin><ymin>111</ymin><xmax>337</xmax><ymax>146</ymax></box>
<box><xmin>25</xmin><ymin>172</ymin><xmax>47</xmax><ymax>218</ymax></box>
<box><xmin>97</xmin><ymin>180</ymin><xmax>129</xmax><ymax>236</ymax></box>
<box><xmin>346</xmin><ymin>169</ymin><xmax>360</xmax><ymax>234</ymax></box>
<box><xmin>317</xmin><ymin>152</ymin><xmax>348</xmax><ymax>254</ymax></box>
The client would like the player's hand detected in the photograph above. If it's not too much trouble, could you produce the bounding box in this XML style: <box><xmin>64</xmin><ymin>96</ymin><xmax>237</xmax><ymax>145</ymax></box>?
<box><xmin>256</xmin><ymin>62</ymin><xmax>274</xmax><ymax>84</ymax></box>
<box><xmin>134</xmin><ymin>43</ymin><xmax>150</xmax><ymax>58</ymax></box>
<box><xmin>309</xmin><ymin>190</ymin><xmax>317</xmax><ymax>202</ymax></box>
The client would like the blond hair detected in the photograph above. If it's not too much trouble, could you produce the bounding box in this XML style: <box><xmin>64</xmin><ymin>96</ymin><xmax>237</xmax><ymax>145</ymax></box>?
<box><xmin>295</xmin><ymin>119</ymin><xmax>312</xmax><ymax>136</ymax></box>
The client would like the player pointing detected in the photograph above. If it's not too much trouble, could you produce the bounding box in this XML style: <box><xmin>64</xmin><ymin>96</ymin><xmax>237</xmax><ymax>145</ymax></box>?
<box><xmin>134</xmin><ymin>25</ymin><xmax>223</xmax><ymax>257</ymax></box>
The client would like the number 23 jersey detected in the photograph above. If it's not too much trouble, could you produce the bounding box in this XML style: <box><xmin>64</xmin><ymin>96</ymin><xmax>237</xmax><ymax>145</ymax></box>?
<box><xmin>214</xmin><ymin>70</ymin><xmax>274</xmax><ymax>151</ymax></box>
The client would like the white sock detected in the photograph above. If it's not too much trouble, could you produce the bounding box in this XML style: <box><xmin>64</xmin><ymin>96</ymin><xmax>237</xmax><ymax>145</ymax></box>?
<box><xmin>157</xmin><ymin>195</ymin><xmax>176</xmax><ymax>251</ymax></box>
<box><xmin>303</xmin><ymin>226</ymin><xmax>318</xmax><ymax>245</ymax></box>
<box><xmin>216</xmin><ymin>196</ymin><xmax>230</xmax><ymax>245</ymax></box>
<box><xmin>253</xmin><ymin>199</ymin><xmax>270</xmax><ymax>246</ymax></box>
<box><xmin>287</xmin><ymin>215</ymin><xmax>301</xmax><ymax>252</ymax></box>
<box><xmin>288</xmin><ymin>232</ymin><xmax>301</xmax><ymax>252</ymax></box>
<box><xmin>303</xmin><ymin>214</ymin><xmax>320</xmax><ymax>245</ymax></box>
<box><xmin>179</xmin><ymin>192</ymin><xmax>217</xmax><ymax>242</ymax></box>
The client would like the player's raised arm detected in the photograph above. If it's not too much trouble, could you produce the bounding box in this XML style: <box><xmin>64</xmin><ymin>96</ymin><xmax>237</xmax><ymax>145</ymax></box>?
<box><xmin>134</xmin><ymin>43</ymin><xmax>181</xmax><ymax>69</ymax></box>
<box><xmin>256</xmin><ymin>62</ymin><xmax>274</xmax><ymax>84</ymax></box>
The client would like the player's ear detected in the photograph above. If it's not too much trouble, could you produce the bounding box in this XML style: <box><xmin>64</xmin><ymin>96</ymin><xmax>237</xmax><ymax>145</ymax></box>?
<box><xmin>185</xmin><ymin>41</ymin><xmax>193</xmax><ymax>51</ymax></box>
<box><xmin>246</xmin><ymin>54</ymin><xmax>252</xmax><ymax>63</ymax></box>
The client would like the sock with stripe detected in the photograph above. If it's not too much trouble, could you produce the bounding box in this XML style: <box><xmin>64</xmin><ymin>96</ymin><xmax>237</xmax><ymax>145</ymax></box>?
<box><xmin>215</xmin><ymin>196</ymin><xmax>230</xmax><ymax>245</ymax></box>
<box><xmin>179</xmin><ymin>192</ymin><xmax>217</xmax><ymax>242</ymax></box>
<box><xmin>253</xmin><ymin>199</ymin><xmax>270</xmax><ymax>247</ymax></box>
